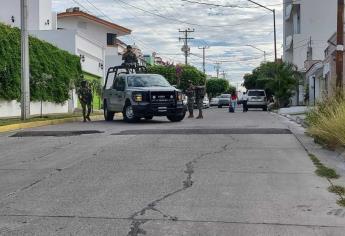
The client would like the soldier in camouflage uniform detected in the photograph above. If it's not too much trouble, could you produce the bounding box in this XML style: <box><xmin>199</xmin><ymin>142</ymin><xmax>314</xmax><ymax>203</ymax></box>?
<box><xmin>195</xmin><ymin>86</ymin><xmax>205</xmax><ymax>119</ymax></box>
<box><xmin>77</xmin><ymin>80</ymin><xmax>93</xmax><ymax>122</ymax></box>
<box><xmin>185</xmin><ymin>80</ymin><xmax>195</xmax><ymax>118</ymax></box>
<box><xmin>122</xmin><ymin>45</ymin><xmax>138</xmax><ymax>66</ymax></box>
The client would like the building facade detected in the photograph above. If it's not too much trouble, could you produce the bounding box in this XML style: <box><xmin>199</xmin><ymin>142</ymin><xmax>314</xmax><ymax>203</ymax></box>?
<box><xmin>0</xmin><ymin>0</ymin><xmax>54</xmax><ymax>30</ymax></box>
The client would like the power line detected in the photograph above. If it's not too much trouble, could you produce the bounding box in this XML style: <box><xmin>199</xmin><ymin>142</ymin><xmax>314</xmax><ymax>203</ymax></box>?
<box><xmin>113</xmin><ymin>0</ymin><xmax>269</xmax><ymax>28</ymax></box>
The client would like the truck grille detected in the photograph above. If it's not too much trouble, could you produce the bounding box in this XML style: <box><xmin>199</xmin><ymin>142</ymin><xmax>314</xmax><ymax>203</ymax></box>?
<box><xmin>150</xmin><ymin>91</ymin><xmax>176</xmax><ymax>105</ymax></box>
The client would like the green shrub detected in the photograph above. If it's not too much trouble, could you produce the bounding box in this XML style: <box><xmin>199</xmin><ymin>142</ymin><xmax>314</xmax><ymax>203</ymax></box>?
<box><xmin>0</xmin><ymin>23</ymin><xmax>82</xmax><ymax>103</ymax></box>
<box><xmin>306</xmin><ymin>91</ymin><xmax>345</xmax><ymax>148</ymax></box>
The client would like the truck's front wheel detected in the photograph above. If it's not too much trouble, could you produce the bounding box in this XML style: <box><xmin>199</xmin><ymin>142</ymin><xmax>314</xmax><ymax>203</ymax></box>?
<box><xmin>167</xmin><ymin>112</ymin><xmax>185</xmax><ymax>122</ymax></box>
<box><xmin>123</xmin><ymin>103</ymin><xmax>139</xmax><ymax>123</ymax></box>
<box><xmin>104</xmin><ymin>102</ymin><xmax>114</xmax><ymax>121</ymax></box>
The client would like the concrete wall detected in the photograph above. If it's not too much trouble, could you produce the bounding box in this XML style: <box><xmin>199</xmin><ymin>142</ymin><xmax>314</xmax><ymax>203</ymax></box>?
<box><xmin>0</xmin><ymin>0</ymin><xmax>52</xmax><ymax>30</ymax></box>
<box><xmin>31</xmin><ymin>29</ymin><xmax>105</xmax><ymax>79</ymax></box>
<box><xmin>0</xmin><ymin>100</ymin><xmax>69</xmax><ymax>118</ymax></box>
<box><xmin>283</xmin><ymin>0</ymin><xmax>337</xmax><ymax>70</ymax></box>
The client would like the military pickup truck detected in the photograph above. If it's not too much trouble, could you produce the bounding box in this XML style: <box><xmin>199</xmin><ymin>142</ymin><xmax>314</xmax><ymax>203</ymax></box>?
<box><xmin>102</xmin><ymin>69</ymin><xmax>186</xmax><ymax>123</ymax></box>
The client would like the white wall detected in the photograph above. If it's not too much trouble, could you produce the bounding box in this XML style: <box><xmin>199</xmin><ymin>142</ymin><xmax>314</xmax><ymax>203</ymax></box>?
<box><xmin>58</xmin><ymin>17</ymin><xmax>122</xmax><ymax>56</ymax></box>
<box><xmin>283</xmin><ymin>0</ymin><xmax>337</xmax><ymax>70</ymax></box>
<box><xmin>30</xmin><ymin>29</ymin><xmax>77</xmax><ymax>54</ymax></box>
<box><xmin>0</xmin><ymin>0</ymin><xmax>52</xmax><ymax>30</ymax></box>
<box><xmin>0</xmin><ymin>100</ymin><xmax>68</xmax><ymax>118</ymax></box>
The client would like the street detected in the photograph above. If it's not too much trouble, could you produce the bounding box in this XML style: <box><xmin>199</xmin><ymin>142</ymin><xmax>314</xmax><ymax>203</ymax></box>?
<box><xmin>0</xmin><ymin>108</ymin><xmax>344</xmax><ymax>235</ymax></box>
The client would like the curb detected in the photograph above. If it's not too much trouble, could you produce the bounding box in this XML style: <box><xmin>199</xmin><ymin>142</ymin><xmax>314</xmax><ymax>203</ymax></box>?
<box><xmin>0</xmin><ymin>115</ymin><xmax>105</xmax><ymax>133</ymax></box>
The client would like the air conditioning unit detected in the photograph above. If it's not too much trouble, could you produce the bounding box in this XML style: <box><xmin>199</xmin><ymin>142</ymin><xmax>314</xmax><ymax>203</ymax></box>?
<box><xmin>66</xmin><ymin>8</ymin><xmax>74</xmax><ymax>13</ymax></box>
<box><xmin>73</xmin><ymin>7</ymin><xmax>80</xmax><ymax>12</ymax></box>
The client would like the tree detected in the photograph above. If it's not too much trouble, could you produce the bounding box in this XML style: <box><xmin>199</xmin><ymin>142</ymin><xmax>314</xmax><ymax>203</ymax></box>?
<box><xmin>243</xmin><ymin>62</ymin><xmax>299</xmax><ymax>107</ymax></box>
<box><xmin>206</xmin><ymin>78</ymin><xmax>229</xmax><ymax>98</ymax></box>
<box><xmin>148</xmin><ymin>64</ymin><xmax>206</xmax><ymax>91</ymax></box>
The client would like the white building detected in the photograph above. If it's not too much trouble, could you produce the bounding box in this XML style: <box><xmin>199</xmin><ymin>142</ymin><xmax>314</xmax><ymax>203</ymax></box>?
<box><xmin>57</xmin><ymin>8</ymin><xmax>132</xmax><ymax>77</ymax></box>
<box><xmin>283</xmin><ymin>0</ymin><xmax>337</xmax><ymax>105</ymax></box>
<box><xmin>283</xmin><ymin>0</ymin><xmax>337</xmax><ymax>69</ymax></box>
<box><xmin>0</xmin><ymin>2</ymin><xmax>132</xmax><ymax>117</ymax></box>
<box><xmin>0</xmin><ymin>0</ymin><xmax>54</xmax><ymax>30</ymax></box>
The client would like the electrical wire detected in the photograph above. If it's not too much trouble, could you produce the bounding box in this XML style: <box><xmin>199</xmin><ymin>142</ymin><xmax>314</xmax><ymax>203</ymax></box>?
<box><xmin>113</xmin><ymin>0</ymin><xmax>270</xmax><ymax>28</ymax></box>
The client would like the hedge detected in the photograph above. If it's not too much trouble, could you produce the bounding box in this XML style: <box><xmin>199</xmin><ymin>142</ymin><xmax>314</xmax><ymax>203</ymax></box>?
<box><xmin>0</xmin><ymin>23</ymin><xmax>82</xmax><ymax>103</ymax></box>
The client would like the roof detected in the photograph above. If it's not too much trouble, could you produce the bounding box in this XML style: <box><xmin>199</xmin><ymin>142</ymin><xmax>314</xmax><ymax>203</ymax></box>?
<box><xmin>58</xmin><ymin>11</ymin><xmax>131</xmax><ymax>35</ymax></box>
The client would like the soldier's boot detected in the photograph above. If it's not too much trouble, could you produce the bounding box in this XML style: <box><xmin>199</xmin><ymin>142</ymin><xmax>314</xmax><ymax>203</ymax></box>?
<box><xmin>196</xmin><ymin>110</ymin><xmax>203</xmax><ymax>119</ymax></box>
<box><xmin>188</xmin><ymin>110</ymin><xmax>194</xmax><ymax>118</ymax></box>
<box><xmin>86</xmin><ymin>105</ymin><xmax>92</xmax><ymax>121</ymax></box>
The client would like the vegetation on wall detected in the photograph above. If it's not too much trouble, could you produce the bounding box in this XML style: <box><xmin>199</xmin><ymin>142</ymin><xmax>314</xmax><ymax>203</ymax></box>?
<box><xmin>0</xmin><ymin>23</ymin><xmax>82</xmax><ymax>103</ymax></box>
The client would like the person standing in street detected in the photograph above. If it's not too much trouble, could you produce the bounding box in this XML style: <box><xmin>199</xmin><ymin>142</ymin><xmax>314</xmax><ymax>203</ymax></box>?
<box><xmin>242</xmin><ymin>91</ymin><xmax>248</xmax><ymax>112</ymax></box>
<box><xmin>78</xmin><ymin>80</ymin><xmax>93</xmax><ymax>122</ymax></box>
<box><xmin>195</xmin><ymin>86</ymin><xmax>206</xmax><ymax>119</ymax></box>
<box><xmin>186</xmin><ymin>80</ymin><xmax>195</xmax><ymax>118</ymax></box>
<box><xmin>230</xmin><ymin>91</ymin><xmax>238</xmax><ymax>112</ymax></box>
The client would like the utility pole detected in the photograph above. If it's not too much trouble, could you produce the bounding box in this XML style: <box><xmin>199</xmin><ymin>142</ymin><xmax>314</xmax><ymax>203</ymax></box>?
<box><xmin>198</xmin><ymin>46</ymin><xmax>210</xmax><ymax>74</ymax></box>
<box><xmin>179</xmin><ymin>28</ymin><xmax>194</xmax><ymax>65</ymax></box>
<box><xmin>221</xmin><ymin>71</ymin><xmax>226</xmax><ymax>79</ymax></box>
<box><xmin>21</xmin><ymin>0</ymin><xmax>30</xmax><ymax>120</ymax></box>
<box><xmin>214</xmin><ymin>62</ymin><xmax>221</xmax><ymax>78</ymax></box>
<box><xmin>247</xmin><ymin>0</ymin><xmax>277</xmax><ymax>62</ymax></box>
<box><xmin>336</xmin><ymin>0</ymin><xmax>344</xmax><ymax>89</ymax></box>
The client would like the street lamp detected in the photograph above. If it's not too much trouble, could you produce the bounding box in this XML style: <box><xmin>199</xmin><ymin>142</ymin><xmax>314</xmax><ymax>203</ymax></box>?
<box><xmin>246</xmin><ymin>44</ymin><xmax>266</xmax><ymax>62</ymax></box>
<box><xmin>247</xmin><ymin>0</ymin><xmax>277</xmax><ymax>62</ymax></box>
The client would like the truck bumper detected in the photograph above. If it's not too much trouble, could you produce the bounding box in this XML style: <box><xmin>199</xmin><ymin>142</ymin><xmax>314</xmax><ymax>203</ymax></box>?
<box><xmin>132</xmin><ymin>103</ymin><xmax>186</xmax><ymax>117</ymax></box>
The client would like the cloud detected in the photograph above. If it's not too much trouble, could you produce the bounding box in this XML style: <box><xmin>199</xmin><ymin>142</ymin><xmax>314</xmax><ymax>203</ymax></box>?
<box><xmin>52</xmin><ymin>0</ymin><xmax>283</xmax><ymax>83</ymax></box>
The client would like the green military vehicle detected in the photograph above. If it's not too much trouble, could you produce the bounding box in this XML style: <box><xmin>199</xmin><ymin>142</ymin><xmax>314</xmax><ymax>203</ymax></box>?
<box><xmin>102</xmin><ymin>65</ymin><xmax>186</xmax><ymax>123</ymax></box>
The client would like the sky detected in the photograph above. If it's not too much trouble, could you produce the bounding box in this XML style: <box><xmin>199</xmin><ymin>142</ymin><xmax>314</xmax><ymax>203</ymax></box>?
<box><xmin>52</xmin><ymin>0</ymin><xmax>284</xmax><ymax>86</ymax></box>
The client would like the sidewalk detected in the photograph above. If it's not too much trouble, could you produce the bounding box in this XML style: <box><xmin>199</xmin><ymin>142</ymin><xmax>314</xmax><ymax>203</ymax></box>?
<box><xmin>275</xmin><ymin>112</ymin><xmax>345</xmax><ymax>190</ymax></box>
<box><xmin>0</xmin><ymin>113</ymin><xmax>104</xmax><ymax>133</ymax></box>
<box><xmin>278</xmin><ymin>106</ymin><xmax>309</xmax><ymax>128</ymax></box>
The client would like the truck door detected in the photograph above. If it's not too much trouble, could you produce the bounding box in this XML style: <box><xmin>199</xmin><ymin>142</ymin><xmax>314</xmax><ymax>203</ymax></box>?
<box><xmin>112</xmin><ymin>76</ymin><xmax>126</xmax><ymax>111</ymax></box>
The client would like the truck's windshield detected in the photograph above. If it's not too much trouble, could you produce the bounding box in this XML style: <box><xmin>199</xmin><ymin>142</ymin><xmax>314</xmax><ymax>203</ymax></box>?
<box><xmin>127</xmin><ymin>75</ymin><xmax>171</xmax><ymax>87</ymax></box>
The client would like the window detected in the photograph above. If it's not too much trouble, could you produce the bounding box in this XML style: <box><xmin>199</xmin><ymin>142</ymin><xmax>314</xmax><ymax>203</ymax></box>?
<box><xmin>113</xmin><ymin>77</ymin><xmax>125</xmax><ymax>91</ymax></box>
<box><xmin>248</xmin><ymin>91</ymin><xmax>266</xmax><ymax>96</ymax></box>
<box><xmin>293</xmin><ymin>5</ymin><xmax>301</xmax><ymax>34</ymax></box>
<box><xmin>107</xmin><ymin>33</ymin><xmax>117</xmax><ymax>46</ymax></box>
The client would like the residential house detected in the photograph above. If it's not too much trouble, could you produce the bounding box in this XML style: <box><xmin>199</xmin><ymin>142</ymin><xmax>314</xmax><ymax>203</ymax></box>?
<box><xmin>0</xmin><ymin>0</ymin><xmax>54</xmax><ymax>30</ymax></box>
<box><xmin>283</xmin><ymin>0</ymin><xmax>337</xmax><ymax>104</ymax></box>
<box><xmin>305</xmin><ymin>61</ymin><xmax>324</xmax><ymax>105</ymax></box>
<box><xmin>31</xmin><ymin>7</ymin><xmax>132</xmax><ymax>112</ymax></box>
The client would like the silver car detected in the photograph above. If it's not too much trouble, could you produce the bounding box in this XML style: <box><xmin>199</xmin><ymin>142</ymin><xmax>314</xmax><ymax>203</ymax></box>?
<box><xmin>247</xmin><ymin>89</ymin><xmax>268</xmax><ymax>111</ymax></box>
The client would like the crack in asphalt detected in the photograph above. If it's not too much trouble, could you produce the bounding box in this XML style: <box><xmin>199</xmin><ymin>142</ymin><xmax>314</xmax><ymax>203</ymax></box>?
<box><xmin>127</xmin><ymin>143</ymin><xmax>232</xmax><ymax>236</ymax></box>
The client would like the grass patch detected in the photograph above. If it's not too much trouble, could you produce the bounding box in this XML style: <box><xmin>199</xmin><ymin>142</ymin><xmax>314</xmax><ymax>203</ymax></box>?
<box><xmin>309</xmin><ymin>154</ymin><xmax>339</xmax><ymax>179</ymax></box>
<box><xmin>328</xmin><ymin>185</ymin><xmax>345</xmax><ymax>195</ymax></box>
<box><xmin>315</xmin><ymin>166</ymin><xmax>339</xmax><ymax>179</ymax></box>
<box><xmin>306</xmin><ymin>91</ymin><xmax>345</xmax><ymax>149</ymax></box>
<box><xmin>337</xmin><ymin>199</ymin><xmax>345</xmax><ymax>207</ymax></box>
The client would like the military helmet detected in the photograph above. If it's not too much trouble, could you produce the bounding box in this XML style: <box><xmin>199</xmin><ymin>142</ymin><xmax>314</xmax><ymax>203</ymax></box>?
<box><xmin>81</xmin><ymin>80</ymin><xmax>88</xmax><ymax>86</ymax></box>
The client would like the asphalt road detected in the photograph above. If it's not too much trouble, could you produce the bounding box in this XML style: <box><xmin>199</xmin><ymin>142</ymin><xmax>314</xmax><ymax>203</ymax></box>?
<box><xmin>0</xmin><ymin>108</ymin><xmax>344</xmax><ymax>235</ymax></box>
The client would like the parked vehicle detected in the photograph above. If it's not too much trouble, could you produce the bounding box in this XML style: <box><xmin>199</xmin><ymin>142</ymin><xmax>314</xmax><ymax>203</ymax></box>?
<box><xmin>103</xmin><ymin>70</ymin><xmax>186</xmax><ymax>122</ymax></box>
<box><xmin>203</xmin><ymin>96</ymin><xmax>210</xmax><ymax>108</ymax></box>
<box><xmin>218</xmin><ymin>94</ymin><xmax>231</xmax><ymax>108</ymax></box>
<box><xmin>247</xmin><ymin>89</ymin><xmax>267</xmax><ymax>111</ymax></box>
<box><xmin>210</xmin><ymin>97</ymin><xmax>220</xmax><ymax>106</ymax></box>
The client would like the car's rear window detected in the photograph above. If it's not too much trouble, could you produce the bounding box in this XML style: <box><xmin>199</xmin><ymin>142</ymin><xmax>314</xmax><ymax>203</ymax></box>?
<box><xmin>220</xmin><ymin>94</ymin><xmax>230</xmax><ymax>98</ymax></box>
<box><xmin>248</xmin><ymin>91</ymin><xmax>265</xmax><ymax>96</ymax></box>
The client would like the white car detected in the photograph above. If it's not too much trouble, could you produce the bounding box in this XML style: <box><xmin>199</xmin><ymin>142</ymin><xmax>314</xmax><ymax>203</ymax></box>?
<box><xmin>210</xmin><ymin>97</ymin><xmax>220</xmax><ymax>106</ymax></box>
<box><xmin>247</xmin><ymin>89</ymin><xmax>268</xmax><ymax>111</ymax></box>
<box><xmin>203</xmin><ymin>97</ymin><xmax>210</xmax><ymax>108</ymax></box>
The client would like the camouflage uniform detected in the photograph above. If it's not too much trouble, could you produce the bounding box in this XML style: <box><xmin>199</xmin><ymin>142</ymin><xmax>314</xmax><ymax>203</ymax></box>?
<box><xmin>122</xmin><ymin>50</ymin><xmax>138</xmax><ymax>65</ymax></box>
<box><xmin>195</xmin><ymin>86</ymin><xmax>205</xmax><ymax>119</ymax></box>
<box><xmin>185</xmin><ymin>84</ymin><xmax>195</xmax><ymax>118</ymax></box>
<box><xmin>78</xmin><ymin>82</ymin><xmax>93</xmax><ymax>122</ymax></box>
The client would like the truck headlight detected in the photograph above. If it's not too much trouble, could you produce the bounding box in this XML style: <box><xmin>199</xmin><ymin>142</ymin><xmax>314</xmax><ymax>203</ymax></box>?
<box><xmin>177</xmin><ymin>92</ymin><xmax>183</xmax><ymax>101</ymax></box>
<box><xmin>133</xmin><ymin>94</ymin><xmax>143</xmax><ymax>102</ymax></box>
